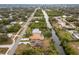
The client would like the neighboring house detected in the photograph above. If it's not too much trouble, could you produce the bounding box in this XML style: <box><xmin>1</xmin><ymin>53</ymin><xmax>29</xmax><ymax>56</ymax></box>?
<box><xmin>10</xmin><ymin>21</ymin><xmax>17</xmax><ymax>24</ymax></box>
<box><xmin>0</xmin><ymin>15</ymin><xmax>3</xmax><ymax>21</ymax></box>
<box><xmin>0</xmin><ymin>25</ymin><xmax>7</xmax><ymax>33</ymax></box>
<box><xmin>8</xmin><ymin>14</ymin><xmax>14</xmax><ymax>22</ymax></box>
<box><xmin>7</xmin><ymin>33</ymin><xmax>13</xmax><ymax>38</ymax></box>
<box><xmin>35</xmin><ymin>21</ymin><xmax>39</xmax><ymax>23</ymax></box>
<box><xmin>62</xmin><ymin>15</ymin><xmax>67</xmax><ymax>19</ymax></box>
<box><xmin>25</xmin><ymin>16</ymin><xmax>27</xmax><ymax>18</ymax></box>
<box><xmin>0</xmin><ymin>15</ymin><xmax>3</xmax><ymax>18</ymax></box>
<box><xmin>0</xmin><ymin>18</ymin><xmax>2</xmax><ymax>21</ymax></box>
<box><xmin>29</xmin><ymin>28</ymin><xmax>44</xmax><ymax>47</ymax></box>
<box><xmin>6</xmin><ymin>25</ymin><xmax>12</xmax><ymax>28</ymax></box>
<box><xmin>9</xmin><ymin>14</ymin><xmax>13</xmax><ymax>20</ymax></box>
<box><xmin>19</xmin><ymin>38</ymin><xmax>30</xmax><ymax>45</ymax></box>
<box><xmin>54</xmin><ymin>16</ymin><xmax>75</xmax><ymax>30</ymax></box>
<box><xmin>19</xmin><ymin>22</ymin><xmax>23</xmax><ymax>25</ymax></box>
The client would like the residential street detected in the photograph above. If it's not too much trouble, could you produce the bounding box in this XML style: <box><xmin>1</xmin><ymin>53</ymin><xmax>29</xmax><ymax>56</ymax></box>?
<box><xmin>42</xmin><ymin>9</ymin><xmax>65</xmax><ymax>55</ymax></box>
<box><xmin>5</xmin><ymin>8</ymin><xmax>38</xmax><ymax>55</ymax></box>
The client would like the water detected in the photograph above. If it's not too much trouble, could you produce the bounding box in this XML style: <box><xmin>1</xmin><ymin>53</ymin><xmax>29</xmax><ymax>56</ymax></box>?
<box><xmin>42</xmin><ymin>9</ymin><xmax>65</xmax><ymax>55</ymax></box>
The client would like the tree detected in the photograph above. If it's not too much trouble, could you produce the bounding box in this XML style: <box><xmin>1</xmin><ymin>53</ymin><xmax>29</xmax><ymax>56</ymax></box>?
<box><xmin>66</xmin><ymin>17</ymin><xmax>77</xmax><ymax>22</ymax></box>
<box><xmin>0</xmin><ymin>24</ymin><xmax>7</xmax><ymax>33</ymax></box>
<box><xmin>22</xmin><ymin>47</ymin><xmax>44</xmax><ymax>55</ymax></box>
<box><xmin>7</xmin><ymin>23</ymin><xmax>21</xmax><ymax>33</ymax></box>
<box><xmin>43</xmin><ymin>30</ymin><xmax>52</xmax><ymax>38</ymax></box>
<box><xmin>74</xmin><ymin>22</ymin><xmax>79</xmax><ymax>27</ymax></box>
<box><xmin>64</xmin><ymin>44</ymin><xmax>76</xmax><ymax>55</ymax></box>
<box><xmin>2</xmin><ymin>19</ymin><xmax>10</xmax><ymax>25</ymax></box>
<box><xmin>0</xmin><ymin>33</ymin><xmax>9</xmax><ymax>42</ymax></box>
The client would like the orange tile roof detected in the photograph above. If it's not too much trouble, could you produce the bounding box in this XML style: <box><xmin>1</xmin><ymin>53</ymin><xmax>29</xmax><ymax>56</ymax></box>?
<box><xmin>29</xmin><ymin>34</ymin><xmax>44</xmax><ymax>40</ymax></box>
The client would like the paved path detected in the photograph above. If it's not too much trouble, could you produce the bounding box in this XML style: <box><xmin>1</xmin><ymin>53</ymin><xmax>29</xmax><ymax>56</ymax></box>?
<box><xmin>42</xmin><ymin>9</ymin><xmax>65</xmax><ymax>55</ymax></box>
<box><xmin>0</xmin><ymin>45</ymin><xmax>12</xmax><ymax>48</ymax></box>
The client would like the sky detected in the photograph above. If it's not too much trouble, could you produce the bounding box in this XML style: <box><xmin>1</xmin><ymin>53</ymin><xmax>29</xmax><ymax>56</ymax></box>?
<box><xmin>0</xmin><ymin>0</ymin><xmax>78</xmax><ymax>4</ymax></box>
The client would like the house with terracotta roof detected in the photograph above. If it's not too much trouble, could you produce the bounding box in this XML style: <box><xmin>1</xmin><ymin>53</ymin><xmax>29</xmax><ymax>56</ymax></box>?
<box><xmin>29</xmin><ymin>28</ymin><xmax>44</xmax><ymax>47</ymax></box>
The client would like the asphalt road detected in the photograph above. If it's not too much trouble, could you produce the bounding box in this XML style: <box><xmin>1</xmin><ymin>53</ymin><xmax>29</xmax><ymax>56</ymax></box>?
<box><xmin>5</xmin><ymin>8</ymin><xmax>38</xmax><ymax>55</ymax></box>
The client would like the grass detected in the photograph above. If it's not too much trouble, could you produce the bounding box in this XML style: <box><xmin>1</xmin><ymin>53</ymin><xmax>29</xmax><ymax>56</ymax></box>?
<box><xmin>15</xmin><ymin>38</ymin><xmax>58</xmax><ymax>55</ymax></box>
<box><xmin>0</xmin><ymin>39</ymin><xmax>13</xmax><ymax>45</ymax></box>
<box><xmin>46</xmin><ymin>9</ymin><xmax>63</xmax><ymax>18</ymax></box>
<box><xmin>34</xmin><ymin>9</ymin><xmax>43</xmax><ymax>17</ymax></box>
<box><xmin>64</xmin><ymin>41</ymin><xmax>79</xmax><ymax>55</ymax></box>
<box><xmin>55</xmin><ymin>28</ymin><xmax>73</xmax><ymax>41</ymax></box>
<box><xmin>0</xmin><ymin>48</ymin><xmax>8</xmax><ymax>54</ymax></box>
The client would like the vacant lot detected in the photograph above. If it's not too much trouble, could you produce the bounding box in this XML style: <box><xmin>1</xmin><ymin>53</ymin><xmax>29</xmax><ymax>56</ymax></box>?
<box><xmin>15</xmin><ymin>39</ymin><xmax>58</xmax><ymax>55</ymax></box>
<box><xmin>0</xmin><ymin>48</ymin><xmax>8</xmax><ymax>54</ymax></box>
<box><xmin>64</xmin><ymin>41</ymin><xmax>79</xmax><ymax>55</ymax></box>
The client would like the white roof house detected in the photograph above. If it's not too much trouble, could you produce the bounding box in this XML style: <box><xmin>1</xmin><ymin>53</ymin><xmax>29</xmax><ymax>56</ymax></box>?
<box><xmin>6</xmin><ymin>25</ymin><xmax>11</xmax><ymax>28</ymax></box>
<box><xmin>20</xmin><ymin>38</ymin><xmax>29</xmax><ymax>40</ymax></box>
<box><xmin>25</xmin><ymin>16</ymin><xmax>27</xmax><ymax>18</ymax></box>
<box><xmin>62</xmin><ymin>15</ymin><xmax>67</xmax><ymax>18</ymax></box>
<box><xmin>9</xmin><ymin>15</ymin><xmax>13</xmax><ymax>19</ymax></box>
<box><xmin>73</xmin><ymin>32</ymin><xmax>79</xmax><ymax>39</ymax></box>
<box><xmin>35</xmin><ymin>21</ymin><xmax>39</xmax><ymax>23</ymax></box>
<box><xmin>19</xmin><ymin>22</ymin><xmax>23</xmax><ymax>25</ymax></box>
<box><xmin>10</xmin><ymin>21</ymin><xmax>17</xmax><ymax>24</ymax></box>
<box><xmin>7</xmin><ymin>33</ymin><xmax>13</xmax><ymax>38</ymax></box>
<box><xmin>0</xmin><ymin>15</ymin><xmax>3</xmax><ymax>18</ymax></box>
<box><xmin>19</xmin><ymin>42</ymin><xmax>31</xmax><ymax>45</ymax></box>
<box><xmin>32</xmin><ymin>28</ymin><xmax>41</xmax><ymax>34</ymax></box>
<box><xmin>0</xmin><ymin>18</ymin><xmax>2</xmax><ymax>20</ymax></box>
<box><xmin>0</xmin><ymin>15</ymin><xmax>3</xmax><ymax>20</ymax></box>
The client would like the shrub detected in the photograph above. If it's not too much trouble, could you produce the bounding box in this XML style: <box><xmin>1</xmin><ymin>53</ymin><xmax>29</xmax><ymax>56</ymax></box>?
<box><xmin>7</xmin><ymin>23</ymin><xmax>21</xmax><ymax>33</ymax></box>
